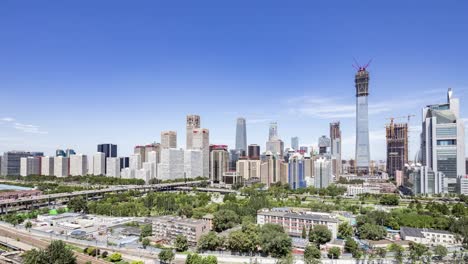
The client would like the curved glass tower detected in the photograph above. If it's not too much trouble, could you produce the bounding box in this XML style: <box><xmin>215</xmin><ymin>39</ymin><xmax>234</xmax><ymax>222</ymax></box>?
<box><xmin>355</xmin><ymin>68</ymin><xmax>370</xmax><ymax>175</ymax></box>
<box><xmin>235</xmin><ymin>117</ymin><xmax>247</xmax><ymax>155</ymax></box>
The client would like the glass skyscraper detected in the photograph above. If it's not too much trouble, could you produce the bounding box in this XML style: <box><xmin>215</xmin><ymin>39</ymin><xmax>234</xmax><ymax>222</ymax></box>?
<box><xmin>235</xmin><ymin>117</ymin><xmax>247</xmax><ymax>155</ymax></box>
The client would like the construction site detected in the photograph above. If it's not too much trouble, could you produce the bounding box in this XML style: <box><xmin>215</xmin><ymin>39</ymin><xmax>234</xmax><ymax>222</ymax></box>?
<box><xmin>385</xmin><ymin>117</ymin><xmax>410</xmax><ymax>179</ymax></box>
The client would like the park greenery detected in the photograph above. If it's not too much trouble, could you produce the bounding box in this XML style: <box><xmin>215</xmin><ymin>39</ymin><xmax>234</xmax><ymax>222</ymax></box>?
<box><xmin>23</xmin><ymin>240</ymin><xmax>76</xmax><ymax>264</ymax></box>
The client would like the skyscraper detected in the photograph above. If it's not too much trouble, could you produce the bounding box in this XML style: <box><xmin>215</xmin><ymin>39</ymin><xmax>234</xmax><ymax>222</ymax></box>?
<box><xmin>235</xmin><ymin>117</ymin><xmax>247</xmax><ymax>155</ymax></box>
<box><xmin>20</xmin><ymin>157</ymin><xmax>41</xmax><ymax>176</ymax></box>
<box><xmin>291</xmin><ymin>137</ymin><xmax>299</xmax><ymax>151</ymax></box>
<box><xmin>248</xmin><ymin>144</ymin><xmax>260</xmax><ymax>160</ymax></box>
<box><xmin>1</xmin><ymin>151</ymin><xmax>37</xmax><ymax>176</ymax></box>
<box><xmin>330</xmin><ymin>122</ymin><xmax>342</xmax><ymax>176</ymax></box>
<box><xmin>421</xmin><ymin>88</ymin><xmax>465</xmax><ymax>193</ymax></box>
<box><xmin>41</xmin><ymin>156</ymin><xmax>54</xmax><ymax>176</ymax></box>
<box><xmin>288</xmin><ymin>154</ymin><xmax>306</xmax><ymax>190</ymax></box>
<box><xmin>93</xmin><ymin>152</ymin><xmax>106</xmax><ymax>175</ymax></box>
<box><xmin>70</xmin><ymin>154</ymin><xmax>88</xmax><ymax>176</ymax></box>
<box><xmin>192</xmin><ymin>128</ymin><xmax>210</xmax><ymax>177</ymax></box>
<box><xmin>314</xmin><ymin>157</ymin><xmax>332</xmax><ymax>188</ymax></box>
<box><xmin>97</xmin><ymin>143</ymin><xmax>117</xmax><ymax>174</ymax></box>
<box><xmin>161</xmin><ymin>131</ymin><xmax>177</xmax><ymax>149</ymax></box>
<box><xmin>318</xmin><ymin>136</ymin><xmax>331</xmax><ymax>155</ymax></box>
<box><xmin>54</xmin><ymin>156</ymin><xmax>69</xmax><ymax>177</ymax></box>
<box><xmin>210</xmin><ymin>146</ymin><xmax>229</xmax><ymax>183</ymax></box>
<box><xmin>355</xmin><ymin>66</ymin><xmax>371</xmax><ymax>175</ymax></box>
<box><xmin>134</xmin><ymin>145</ymin><xmax>146</xmax><ymax>163</ymax></box>
<box><xmin>186</xmin><ymin>114</ymin><xmax>201</xmax><ymax>149</ymax></box>
<box><xmin>386</xmin><ymin>120</ymin><xmax>408</xmax><ymax>178</ymax></box>
<box><xmin>269</xmin><ymin>122</ymin><xmax>278</xmax><ymax>140</ymax></box>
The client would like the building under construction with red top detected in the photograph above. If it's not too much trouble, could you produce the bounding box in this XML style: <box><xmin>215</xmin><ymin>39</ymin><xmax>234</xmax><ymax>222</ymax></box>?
<box><xmin>386</xmin><ymin>120</ymin><xmax>408</xmax><ymax>178</ymax></box>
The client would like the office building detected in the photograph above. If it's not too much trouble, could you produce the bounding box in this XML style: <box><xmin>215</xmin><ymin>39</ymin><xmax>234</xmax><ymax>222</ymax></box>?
<box><xmin>129</xmin><ymin>153</ymin><xmax>142</xmax><ymax>170</ymax></box>
<box><xmin>314</xmin><ymin>157</ymin><xmax>332</xmax><ymax>188</ymax></box>
<box><xmin>121</xmin><ymin>168</ymin><xmax>135</xmax><ymax>179</ymax></box>
<box><xmin>145</xmin><ymin>143</ymin><xmax>161</xmax><ymax>163</ymax></box>
<box><xmin>186</xmin><ymin>114</ymin><xmax>201</xmax><ymax>149</ymax></box>
<box><xmin>291</xmin><ymin>137</ymin><xmax>299</xmax><ymax>151</ymax></box>
<box><xmin>248</xmin><ymin>144</ymin><xmax>260</xmax><ymax>160</ymax></box>
<box><xmin>386</xmin><ymin>120</ymin><xmax>408</xmax><ymax>178</ymax></box>
<box><xmin>236</xmin><ymin>159</ymin><xmax>261</xmax><ymax>180</ymax></box>
<box><xmin>20</xmin><ymin>157</ymin><xmax>41</xmax><ymax>176</ymax></box>
<box><xmin>318</xmin><ymin>136</ymin><xmax>331</xmax><ymax>155</ymax></box>
<box><xmin>260</xmin><ymin>152</ymin><xmax>288</xmax><ymax>187</ymax></box>
<box><xmin>269</xmin><ymin>122</ymin><xmax>278</xmax><ymax>140</ymax></box>
<box><xmin>1</xmin><ymin>151</ymin><xmax>35</xmax><ymax>176</ymax></box>
<box><xmin>157</xmin><ymin>148</ymin><xmax>184</xmax><ymax>180</ymax></box>
<box><xmin>191</xmin><ymin>128</ymin><xmax>209</xmax><ymax>177</ymax></box>
<box><xmin>266</xmin><ymin>138</ymin><xmax>284</xmax><ymax>157</ymax></box>
<box><xmin>408</xmin><ymin>165</ymin><xmax>445</xmax><ymax>195</ymax></box>
<box><xmin>421</xmin><ymin>88</ymin><xmax>466</xmax><ymax>193</ymax></box>
<box><xmin>120</xmin><ymin>157</ymin><xmax>129</xmax><ymax>170</ymax></box>
<box><xmin>229</xmin><ymin>149</ymin><xmax>241</xmax><ymax>171</ymax></box>
<box><xmin>106</xmin><ymin>157</ymin><xmax>121</xmax><ymax>177</ymax></box>
<box><xmin>210</xmin><ymin>146</ymin><xmax>229</xmax><ymax>183</ymax></box>
<box><xmin>184</xmin><ymin>150</ymin><xmax>203</xmax><ymax>179</ymax></box>
<box><xmin>152</xmin><ymin>215</ymin><xmax>210</xmax><ymax>245</ymax></box>
<box><xmin>69</xmin><ymin>154</ymin><xmax>87</xmax><ymax>176</ymax></box>
<box><xmin>93</xmin><ymin>152</ymin><xmax>106</xmax><ymax>176</ymax></box>
<box><xmin>330</xmin><ymin>122</ymin><xmax>342</xmax><ymax>176</ymax></box>
<box><xmin>41</xmin><ymin>156</ymin><xmax>54</xmax><ymax>176</ymax></box>
<box><xmin>257</xmin><ymin>208</ymin><xmax>339</xmax><ymax>239</ymax></box>
<box><xmin>355</xmin><ymin>66</ymin><xmax>371</xmax><ymax>175</ymax></box>
<box><xmin>288</xmin><ymin>154</ymin><xmax>307</xmax><ymax>190</ymax></box>
<box><xmin>54</xmin><ymin>156</ymin><xmax>69</xmax><ymax>177</ymax></box>
<box><xmin>161</xmin><ymin>131</ymin><xmax>177</xmax><ymax>149</ymax></box>
<box><xmin>97</xmin><ymin>144</ymin><xmax>117</xmax><ymax>174</ymax></box>
<box><xmin>458</xmin><ymin>176</ymin><xmax>468</xmax><ymax>195</ymax></box>
<box><xmin>65</xmin><ymin>149</ymin><xmax>76</xmax><ymax>157</ymax></box>
<box><xmin>235</xmin><ymin>117</ymin><xmax>247</xmax><ymax>155</ymax></box>
<box><xmin>134</xmin><ymin>145</ymin><xmax>146</xmax><ymax>164</ymax></box>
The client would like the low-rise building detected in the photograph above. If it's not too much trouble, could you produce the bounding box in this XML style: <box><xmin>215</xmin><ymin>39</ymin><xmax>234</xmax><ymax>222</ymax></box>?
<box><xmin>151</xmin><ymin>216</ymin><xmax>211</xmax><ymax>245</ymax></box>
<box><xmin>257</xmin><ymin>208</ymin><xmax>339</xmax><ymax>239</ymax></box>
<box><xmin>400</xmin><ymin>227</ymin><xmax>460</xmax><ymax>247</ymax></box>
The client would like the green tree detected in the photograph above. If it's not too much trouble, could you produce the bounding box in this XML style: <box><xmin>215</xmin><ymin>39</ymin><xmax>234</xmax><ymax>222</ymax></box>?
<box><xmin>276</xmin><ymin>254</ymin><xmax>294</xmax><ymax>264</ymax></box>
<box><xmin>109</xmin><ymin>252</ymin><xmax>122</xmax><ymax>262</ymax></box>
<box><xmin>433</xmin><ymin>244</ymin><xmax>448</xmax><ymax>260</ymax></box>
<box><xmin>213</xmin><ymin>209</ymin><xmax>240</xmax><ymax>232</ymax></box>
<box><xmin>358</xmin><ymin>223</ymin><xmax>386</xmax><ymax>240</ymax></box>
<box><xmin>175</xmin><ymin>234</ymin><xmax>188</xmax><ymax>252</ymax></box>
<box><xmin>204</xmin><ymin>255</ymin><xmax>218</xmax><ymax>264</ymax></box>
<box><xmin>198</xmin><ymin>232</ymin><xmax>223</xmax><ymax>251</ymax></box>
<box><xmin>408</xmin><ymin>242</ymin><xmax>428</xmax><ymax>263</ymax></box>
<box><xmin>344</xmin><ymin>238</ymin><xmax>358</xmax><ymax>254</ymax></box>
<box><xmin>131</xmin><ymin>261</ymin><xmax>144</xmax><ymax>264</ymax></box>
<box><xmin>338</xmin><ymin>222</ymin><xmax>353</xmax><ymax>239</ymax></box>
<box><xmin>159</xmin><ymin>249</ymin><xmax>175</xmax><ymax>264</ymax></box>
<box><xmin>67</xmin><ymin>196</ymin><xmax>88</xmax><ymax>213</ymax></box>
<box><xmin>388</xmin><ymin>243</ymin><xmax>404</xmax><ymax>264</ymax></box>
<box><xmin>23</xmin><ymin>240</ymin><xmax>77</xmax><ymax>264</ymax></box>
<box><xmin>259</xmin><ymin>224</ymin><xmax>292</xmax><ymax>258</ymax></box>
<box><xmin>309</xmin><ymin>225</ymin><xmax>332</xmax><ymax>245</ymax></box>
<box><xmin>379</xmin><ymin>194</ymin><xmax>399</xmax><ymax>206</ymax></box>
<box><xmin>25</xmin><ymin>220</ymin><xmax>32</xmax><ymax>231</ymax></box>
<box><xmin>142</xmin><ymin>237</ymin><xmax>150</xmax><ymax>249</ymax></box>
<box><xmin>140</xmin><ymin>224</ymin><xmax>153</xmax><ymax>239</ymax></box>
<box><xmin>375</xmin><ymin>247</ymin><xmax>387</xmax><ymax>259</ymax></box>
<box><xmin>302</xmin><ymin>226</ymin><xmax>307</xmax><ymax>239</ymax></box>
<box><xmin>304</xmin><ymin>244</ymin><xmax>321</xmax><ymax>263</ymax></box>
<box><xmin>327</xmin><ymin>247</ymin><xmax>341</xmax><ymax>259</ymax></box>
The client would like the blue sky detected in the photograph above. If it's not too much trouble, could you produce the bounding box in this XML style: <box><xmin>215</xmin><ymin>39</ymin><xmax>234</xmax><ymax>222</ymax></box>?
<box><xmin>1</xmin><ymin>0</ymin><xmax>467</xmax><ymax>160</ymax></box>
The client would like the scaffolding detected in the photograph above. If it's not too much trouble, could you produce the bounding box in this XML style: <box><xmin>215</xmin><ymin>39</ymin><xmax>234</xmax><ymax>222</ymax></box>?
<box><xmin>386</xmin><ymin>120</ymin><xmax>409</xmax><ymax>178</ymax></box>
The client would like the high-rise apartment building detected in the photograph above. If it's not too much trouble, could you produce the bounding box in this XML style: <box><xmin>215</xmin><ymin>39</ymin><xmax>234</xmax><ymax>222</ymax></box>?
<box><xmin>134</xmin><ymin>145</ymin><xmax>146</xmax><ymax>163</ymax></box>
<box><xmin>186</xmin><ymin>114</ymin><xmax>201</xmax><ymax>149</ymax></box>
<box><xmin>1</xmin><ymin>151</ymin><xmax>37</xmax><ymax>176</ymax></box>
<box><xmin>129</xmin><ymin>153</ymin><xmax>142</xmax><ymax>170</ymax></box>
<box><xmin>145</xmin><ymin>143</ymin><xmax>161</xmax><ymax>163</ymax></box>
<box><xmin>260</xmin><ymin>152</ymin><xmax>288</xmax><ymax>187</ymax></box>
<box><xmin>106</xmin><ymin>157</ymin><xmax>121</xmax><ymax>177</ymax></box>
<box><xmin>421</xmin><ymin>88</ymin><xmax>465</xmax><ymax>193</ymax></box>
<box><xmin>210</xmin><ymin>147</ymin><xmax>229</xmax><ymax>183</ymax></box>
<box><xmin>386</xmin><ymin>120</ymin><xmax>408</xmax><ymax>178</ymax></box>
<box><xmin>291</xmin><ymin>137</ymin><xmax>299</xmax><ymax>151</ymax></box>
<box><xmin>20</xmin><ymin>157</ymin><xmax>41</xmax><ymax>176</ymax></box>
<box><xmin>235</xmin><ymin>118</ymin><xmax>247</xmax><ymax>155</ymax></box>
<box><xmin>330</xmin><ymin>122</ymin><xmax>342</xmax><ymax>176</ymax></box>
<box><xmin>192</xmin><ymin>128</ymin><xmax>209</xmax><ymax>177</ymax></box>
<box><xmin>54</xmin><ymin>156</ymin><xmax>69</xmax><ymax>177</ymax></box>
<box><xmin>70</xmin><ymin>154</ymin><xmax>88</xmax><ymax>176</ymax></box>
<box><xmin>236</xmin><ymin>159</ymin><xmax>261</xmax><ymax>180</ymax></box>
<box><xmin>355</xmin><ymin>66</ymin><xmax>371</xmax><ymax>175</ymax></box>
<box><xmin>161</xmin><ymin>131</ymin><xmax>177</xmax><ymax>149</ymax></box>
<box><xmin>41</xmin><ymin>156</ymin><xmax>54</xmax><ymax>176</ymax></box>
<box><xmin>288</xmin><ymin>154</ymin><xmax>306</xmax><ymax>190</ymax></box>
<box><xmin>408</xmin><ymin>165</ymin><xmax>445</xmax><ymax>195</ymax></box>
<box><xmin>314</xmin><ymin>157</ymin><xmax>332</xmax><ymax>188</ymax></box>
<box><xmin>93</xmin><ymin>152</ymin><xmax>106</xmax><ymax>176</ymax></box>
<box><xmin>269</xmin><ymin>122</ymin><xmax>278</xmax><ymax>141</ymax></box>
<box><xmin>157</xmin><ymin>148</ymin><xmax>184</xmax><ymax>180</ymax></box>
<box><xmin>266</xmin><ymin>138</ymin><xmax>284</xmax><ymax>157</ymax></box>
<box><xmin>248</xmin><ymin>144</ymin><xmax>260</xmax><ymax>160</ymax></box>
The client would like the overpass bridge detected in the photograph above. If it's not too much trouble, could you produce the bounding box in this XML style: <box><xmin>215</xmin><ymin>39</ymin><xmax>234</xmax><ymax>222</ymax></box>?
<box><xmin>0</xmin><ymin>181</ymin><xmax>204</xmax><ymax>214</ymax></box>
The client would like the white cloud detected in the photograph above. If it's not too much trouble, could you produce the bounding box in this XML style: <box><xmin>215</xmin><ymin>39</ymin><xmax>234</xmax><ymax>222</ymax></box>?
<box><xmin>13</xmin><ymin>123</ymin><xmax>48</xmax><ymax>134</ymax></box>
<box><xmin>1</xmin><ymin>117</ymin><xmax>15</xmax><ymax>122</ymax></box>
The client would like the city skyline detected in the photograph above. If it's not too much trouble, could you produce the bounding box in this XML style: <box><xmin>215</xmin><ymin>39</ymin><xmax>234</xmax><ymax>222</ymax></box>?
<box><xmin>1</xmin><ymin>1</ymin><xmax>468</xmax><ymax>160</ymax></box>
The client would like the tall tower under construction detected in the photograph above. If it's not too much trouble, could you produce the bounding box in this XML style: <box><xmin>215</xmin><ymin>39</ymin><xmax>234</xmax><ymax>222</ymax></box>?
<box><xmin>386</xmin><ymin>120</ymin><xmax>408</xmax><ymax>178</ymax></box>
<box><xmin>330</xmin><ymin>122</ymin><xmax>342</xmax><ymax>176</ymax></box>
<box><xmin>355</xmin><ymin>66</ymin><xmax>371</xmax><ymax>175</ymax></box>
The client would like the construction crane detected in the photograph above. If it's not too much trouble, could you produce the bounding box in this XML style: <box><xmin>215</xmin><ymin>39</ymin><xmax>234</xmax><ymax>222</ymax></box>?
<box><xmin>386</xmin><ymin>114</ymin><xmax>415</xmax><ymax>125</ymax></box>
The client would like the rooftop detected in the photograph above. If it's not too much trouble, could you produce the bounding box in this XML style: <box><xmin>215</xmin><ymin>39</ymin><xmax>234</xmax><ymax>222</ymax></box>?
<box><xmin>400</xmin><ymin>227</ymin><xmax>453</xmax><ymax>238</ymax></box>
